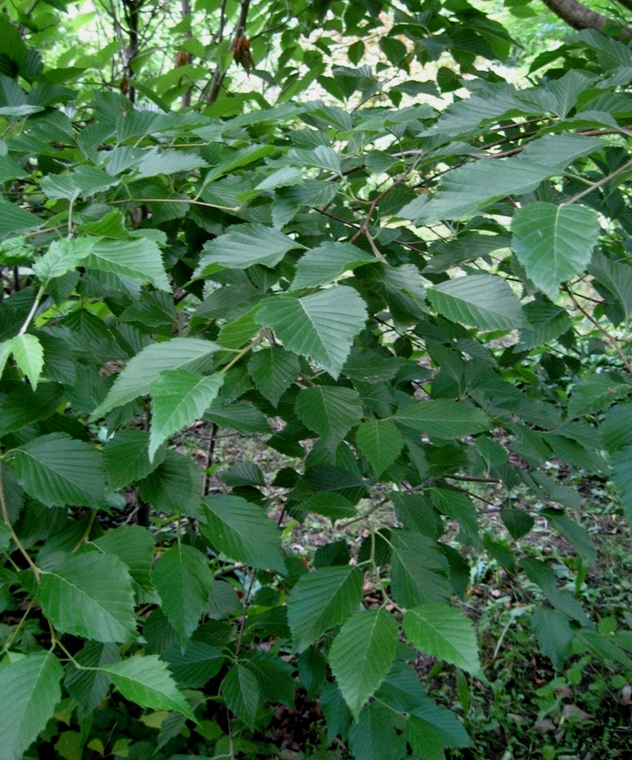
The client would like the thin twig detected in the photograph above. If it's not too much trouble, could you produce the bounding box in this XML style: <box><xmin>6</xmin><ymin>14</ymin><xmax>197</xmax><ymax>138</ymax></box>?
<box><xmin>0</xmin><ymin>461</ymin><xmax>40</xmax><ymax>581</ymax></box>
<box><xmin>564</xmin><ymin>286</ymin><xmax>632</xmax><ymax>373</ymax></box>
<box><xmin>561</xmin><ymin>157</ymin><xmax>632</xmax><ymax>206</ymax></box>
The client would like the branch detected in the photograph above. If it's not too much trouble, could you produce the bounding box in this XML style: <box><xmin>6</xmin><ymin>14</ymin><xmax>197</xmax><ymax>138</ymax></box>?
<box><xmin>206</xmin><ymin>0</ymin><xmax>250</xmax><ymax>104</ymax></box>
<box><xmin>541</xmin><ymin>0</ymin><xmax>632</xmax><ymax>37</ymax></box>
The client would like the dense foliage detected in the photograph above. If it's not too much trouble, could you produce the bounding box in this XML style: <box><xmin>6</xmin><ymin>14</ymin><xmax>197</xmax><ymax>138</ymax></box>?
<box><xmin>0</xmin><ymin>0</ymin><xmax>631</xmax><ymax>758</ymax></box>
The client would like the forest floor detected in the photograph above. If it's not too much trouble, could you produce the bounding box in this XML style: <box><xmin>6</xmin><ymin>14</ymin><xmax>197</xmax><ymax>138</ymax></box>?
<box><xmin>165</xmin><ymin>423</ymin><xmax>632</xmax><ymax>760</ymax></box>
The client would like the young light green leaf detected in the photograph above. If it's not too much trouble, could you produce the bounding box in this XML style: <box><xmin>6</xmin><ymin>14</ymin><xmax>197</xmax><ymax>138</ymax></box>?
<box><xmin>98</xmin><ymin>655</ymin><xmax>195</xmax><ymax>720</ymax></box>
<box><xmin>287</xmin><ymin>565</ymin><xmax>363</xmax><ymax>651</ymax></box>
<box><xmin>87</xmin><ymin>238</ymin><xmax>170</xmax><ymax>291</ymax></box>
<box><xmin>37</xmin><ymin>552</ymin><xmax>137</xmax><ymax>642</ymax></box>
<box><xmin>295</xmin><ymin>386</ymin><xmax>362</xmax><ymax>448</ymax></box>
<box><xmin>32</xmin><ymin>237</ymin><xmax>94</xmax><ymax>281</ymax></box>
<box><xmin>222</xmin><ymin>664</ymin><xmax>262</xmax><ymax>730</ymax></box>
<box><xmin>149</xmin><ymin>370</ymin><xmax>224</xmax><ymax>460</ymax></box>
<box><xmin>247</xmin><ymin>347</ymin><xmax>300</xmax><ymax>407</ymax></box>
<box><xmin>356</xmin><ymin>420</ymin><xmax>404</xmax><ymax>475</ymax></box>
<box><xmin>13</xmin><ymin>433</ymin><xmax>106</xmax><ymax>508</ymax></box>
<box><xmin>9</xmin><ymin>334</ymin><xmax>44</xmax><ymax>389</ymax></box>
<box><xmin>330</xmin><ymin>609</ymin><xmax>398</xmax><ymax>719</ymax></box>
<box><xmin>92</xmin><ymin>337</ymin><xmax>219</xmax><ymax>418</ymax></box>
<box><xmin>512</xmin><ymin>203</ymin><xmax>600</xmax><ymax>299</ymax></box>
<box><xmin>194</xmin><ymin>224</ymin><xmax>303</xmax><ymax>277</ymax></box>
<box><xmin>428</xmin><ymin>275</ymin><xmax>525</xmax><ymax>331</ymax></box>
<box><xmin>291</xmin><ymin>241</ymin><xmax>374</xmax><ymax>290</ymax></box>
<box><xmin>256</xmin><ymin>286</ymin><xmax>368</xmax><ymax>379</ymax></box>
<box><xmin>403</xmin><ymin>603</ymin><xmax>480</xmax><ymax>673</ymax></box>
<box><xmin>391</xmin><ymin>400</ymin><xmax>490</xmax><ymax>439</ymax></box>
<box><xmin>200</xmin><ymin>495</ymin><xmax>285</xmax><ymax>574</ymax></box>
<box><xmin>0</xmin><ymin>652</ymin><xmax>63</xmax><ymax>760</ymax></box>
<box><xmin>153</xmin><ymin>544</ymin><xmax>214</xmax><ymax>647</ymax></box>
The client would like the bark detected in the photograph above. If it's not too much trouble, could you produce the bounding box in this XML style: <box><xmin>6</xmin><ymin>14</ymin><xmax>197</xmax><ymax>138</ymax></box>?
<box><xmin>542</xmin><ymin>0</ymin><xmax>632</xmax><ymax>37</ymax></box>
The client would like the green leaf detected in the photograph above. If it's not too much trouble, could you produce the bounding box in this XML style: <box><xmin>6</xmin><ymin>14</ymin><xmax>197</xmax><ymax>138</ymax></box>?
<box><xmin>392</xmin><ymin>400</ymin><xmax>490</xmax><ymax>439</ymax></box>
<box><xmin>164</xmin><ymin>639</ymin><xmax>224</xmax><ymax>688</ymax></box>
<box><xmin>205</xmin><ymin>398</ymin><xmax>271</xmax><ymax>433</ymax></box>
<box><xmin>512</xmin><ymin>203</ymin><xmax>600</xmax><ymax>299</ymax></box>
<box><xmin>291</xmin><ymin>241</ymin><xmax>374</xmax><ymax>290</ymax></box>
<box><xmin>222</xmin><ymin>664</ymin><xmax>261</xmax><ymax>729</ymax></box>
<box><xmin>92</xmin><ymin>525</ymin><xmax>156</xmax><ymax>597</ymax></box>
<box><xmin>138</xmin><ymin>449</ymin><xmax>203</xmax><ymax>518</ymax></box>
<box><xmin>247</xmin><ymin>347</ymin><xmax>300</xmax><ymax>407</ymax></box>
<box><xmin>149</xmin><ymin>370</ymin><xmax>223</xmax><ymax>460</ymax></box>
<box><xmin>0</xmin><ymin>197</ymin><xmax>44</xmax><ymax>238</ymax></box>
<box><xmin>405</xmin><ymin>717</ymin><xmax>446</xmax><ymax>760</ymax></box>
<box><xmin>13</xmin><ymin>433</ymin><xmax>105</xmax><ymax>508</ymax></box>
<box><xmin>568</xmin><ymin>374</ymin><xmax>629</xmax><ymax>417</ymax></box>
<box><xmin>295</xmin><ymin>386</ymin><xmax>362</xmax><ymax>448</ymax></box>
<box><xmin>348</xmin><ymin>702</ymin><xmax>407</xmax><ymax>760</ymax></box>
<box><xmin>33</xmin><ymin>238</ymin><xmax>94</xmax><ymax>281</ymax></box>
<box><xmin>87</xmin><ymin>238</ymin><xmax>170</xmax><ymax>291</ymax></box>
<box><xmin>10</xmin><ymin>334</ymin><xmax>44</xmax><ymax>389</ymax></box>
<box><xmin>256</xmin><ymin>286</ymin><xmax>368</xmax><ymax>379</ymax></box>
<box><xmin>37</xmin><ymin>552</ymin><xmax>137</xmax><ymax>642</ymax></box>
<box><xmin>356</xmin><ymin>420</ymin><xmax>403</xmax><ymax>475</ymax></box>
<box><xmin>135</xmin><ymin>148</ymin><xmax>208</xmax><ymax>178</ymax></box>
<box><xmin>602</xmin><ymin>403</ymin><xmax>632</xmax><ymax>452</ymax></box>
<box><xmin>330</xmin><ymin>609</ymin><xmax>398</xmax><ymax>719</ymax></box>
<box><xmin>0</xmin><ymin>652</ymin><xmax>63</xmax><ymax>760</ymax></box>
<box><xmin>41</xmin><ymin>165</ymin><xmax>120</xmax><ymax>201</ymax></box>
<box><xmin>65</xmin><ymin>642</ymin><xmax>121</xmax><ymax>717</ymax></box>
<box><xmin>217</xmin><ymin>308</ymin><xmax>260</xmax><ymax>349</ymax></box>
<box><xmin>200</xmin><ymin>495</ymin><xmax>285</xmax><ymax>574</ymax></box>
<box><xmin>428</xmin><ymin>275</ymin><xmax>525</xmax><ymax>331</ymax></box>
<box><xmin>0</xmin><ymin>340</ymin><xmax>12</xmax><ymax>380</ymax></box>
<box><xmin>612</xmin><ymin>445</ymin><xmax>632</xmax><ymax>523</ymax></box>
<box><xmin>194</xmin><ymin>224</ymin><xmax>303</xmax><ymax>276</ymax></box>
<box><xmin>0</xmin><ymin>382</ymin><xmax>64</xmax><ymax>434</ymax></box>
<box><xmin>402</xmin><ymin>135</ymin><xmax>603</xmax><ymax>223</ymax></box>
<box><xmin>92</xmin><ymin>338</ymin><xmax>219</xmax><ymax>418</ymax></box>
<box><xmin>153</xmin><ymin>544</ymin><xmax>214</xmax><ymax>646</ymax></box>
<box><xmin>518</xmin><ymin>301</ymin><xmax>572</xmax><ymax>350</ymax></box>
<box><xmin>390</xmin><ymin>531</ymin><xmax>451</xmax><ymax>608</ymax></box>
<box><xmin>403</xmin><ymin>603</ymin><xmax>480</xmax><ymax>673</ymax></box>
<box><xmin>287</xmin><ymin>565</ymin><xmax>363</xmax><ymax>651</ymax></box>
<box><xmin>531</xmin><ymin>607</ymin><xmax>574</xmax><ymax>669</ymax></box>
<box><xmin>98</xmin><ymin>654</ymin><xmax>195</xmax><ymax>720</ymax></box>
<box><xmin>295</xmin><ymin>492</ymin><xmax>358</xmax><ymax>521</ymax></box>
<box><xmin>103</xmin><ymin>430</ymin><xmax>165</xmax><ymax>490</ymax></box>
<box><xmin>243</xmin><ymin>650</ymin><xmax>295</xmax><ymax>707</ymax></box>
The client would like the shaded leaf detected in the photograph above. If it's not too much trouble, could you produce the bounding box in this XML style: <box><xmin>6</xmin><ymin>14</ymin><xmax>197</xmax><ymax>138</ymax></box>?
<box><xmin>287</xmin><ymin>565</ymin><xmax>363</xmax><ymax>651</ymax></box>
<box><xmin>0</xmin><ymin>652</ymin><xmax>63</xmax><ymax>760</ymax></box>
<box><xmin>330</xmin><ymin>609</ymin><xmax>398</xmax><ymax>719</ymax></box>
